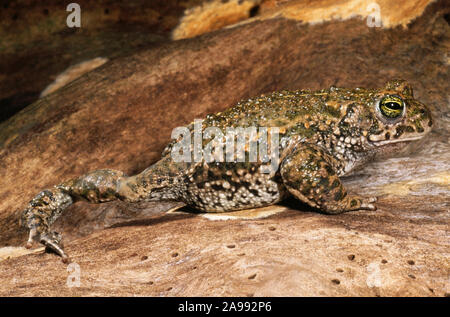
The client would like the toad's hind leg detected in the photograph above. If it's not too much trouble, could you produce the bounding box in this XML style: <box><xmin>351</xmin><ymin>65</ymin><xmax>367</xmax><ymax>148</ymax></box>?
<box><xmin>21</xmin><ymin>169</ymin><xmax>152</xmax><ymax>262</ymax></box>
<box><xmin>280</xmin><ymin>143</ymin><xmax>376</xmax><ymax>214</ymax></box>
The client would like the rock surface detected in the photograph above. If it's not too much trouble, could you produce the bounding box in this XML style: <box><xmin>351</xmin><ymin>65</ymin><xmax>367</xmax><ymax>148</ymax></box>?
<box><xmin>0</xmin><ymin>181</ymin><xmax>448</xmax><ymax>296</ymax></box>
<box><xmin>172</xmin><ymin>0</ymin><xmax>437</xmax><ymax>40</ymax></box>
<box><xmin>0</xmin><ymin>0</ymin><xmax>448</xmax><ymax>296</ymax></box>
<box><xmin>0</xmin><ymin>0</ymin><xmax>204</xmax><ymax>122</ymax></box>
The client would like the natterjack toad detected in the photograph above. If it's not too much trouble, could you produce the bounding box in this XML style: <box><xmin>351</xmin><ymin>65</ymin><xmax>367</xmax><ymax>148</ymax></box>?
<box><xmin>21</xmin><ymin>80</ymin><xmax>432</xmax><ymax>262</ymax></box>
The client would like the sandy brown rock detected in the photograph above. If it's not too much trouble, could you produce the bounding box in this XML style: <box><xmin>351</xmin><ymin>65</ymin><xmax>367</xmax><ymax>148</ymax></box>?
<box><xmin>172</xmin><ymin>0</ymin><xmax>437</xmax><ymax>40</ymax></box>
<box><xmin>0</xmin><ymin>0</ymin><xmax>207</xmax><ymax>122</ymax></box>
<box><xmin>0</xmin><ymin>189</ymin><xmax>448</xmax><ymax>296</ymax></box>
<box><xmin>172</xmin><ymin>0</ymin><xmax>263</xmax><ymax>40</ymax></box>
<box><xmin>0</xmin><ymin>0</ymin><xmax>448</xmax><ymax>296</ymax></box>
<box><xmin>257</xmin><ymin>0</ymin><xmax>437</xmax><ymax>28</ymax></box>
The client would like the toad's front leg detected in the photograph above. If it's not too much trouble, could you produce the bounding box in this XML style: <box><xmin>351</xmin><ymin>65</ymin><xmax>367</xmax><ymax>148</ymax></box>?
<box><xmin>21</xmin><ymin>169</ymin><xmax>143</xmax><ymax>263</ymax></box>
<box><xmin>280</xmin><ymin>143</ymin><xmax>376</xmax><ymax>214</ymax></box>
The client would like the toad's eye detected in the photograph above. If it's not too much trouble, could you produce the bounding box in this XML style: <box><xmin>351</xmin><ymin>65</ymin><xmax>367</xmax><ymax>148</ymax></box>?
<box><xmin>379</xmin><ymin>95</ymin><xmax>404</xmax><ymax>119</ymax></box>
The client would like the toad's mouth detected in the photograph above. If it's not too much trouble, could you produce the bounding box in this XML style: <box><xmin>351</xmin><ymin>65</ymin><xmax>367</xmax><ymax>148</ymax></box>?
<box><xmin>370</xmin><ymin>136</ymin><xmax>424</xmax><ymax>146</ymax></box>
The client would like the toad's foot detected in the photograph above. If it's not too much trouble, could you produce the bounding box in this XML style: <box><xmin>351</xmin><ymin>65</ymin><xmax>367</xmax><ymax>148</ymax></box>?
<box><xmin>337</xmin><ymin>195</ymin><xmax>377</xmax><ymax>211</ymax></box>
<box><xmin>21</xmin><ymin>169</ymin><xmax>136</xmax><ymax>263</ymax></box>
<box><xmin>41</xmin><ymin>231</ymin><xmax>69</xmax><ymax>263</ymax></box>
<box><xmin>360</xmin><ymin>196</ymin><xmax>377</xmax><ymax>210</ymax></box>
<box><xmin>25</xmin><ymin>228</ymin><xmax>69</xmax><ymax>263</ymax></box>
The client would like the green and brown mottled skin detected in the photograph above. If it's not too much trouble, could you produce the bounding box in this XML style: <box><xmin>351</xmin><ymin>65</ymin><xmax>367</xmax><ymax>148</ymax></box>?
<box><xmin>21</xmin><ymin>80</ymin><xmax>433</xmax><ymax>262</ymax></box>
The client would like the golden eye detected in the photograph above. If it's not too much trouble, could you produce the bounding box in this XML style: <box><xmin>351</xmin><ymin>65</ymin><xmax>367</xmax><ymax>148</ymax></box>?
<box><xmin>379</xmin><ymin>95</ymin><xmax>404</xmax><ymax>119</ymax></box>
